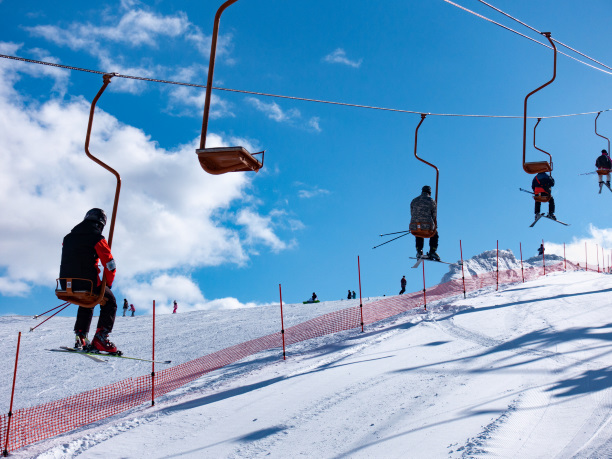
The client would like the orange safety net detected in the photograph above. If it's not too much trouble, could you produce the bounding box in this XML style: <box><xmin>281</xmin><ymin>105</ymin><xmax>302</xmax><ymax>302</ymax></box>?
<box><xmin>2</xmin><ymin>260</ymin><xmax>579</xmax><ymax>453</ymax></box>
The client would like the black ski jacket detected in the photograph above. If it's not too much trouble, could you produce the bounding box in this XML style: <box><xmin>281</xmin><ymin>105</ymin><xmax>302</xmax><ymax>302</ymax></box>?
<box><xmin>596</xmin><ymin>154</ymin><xmax>612</xmax><ymax>170</ymax></box>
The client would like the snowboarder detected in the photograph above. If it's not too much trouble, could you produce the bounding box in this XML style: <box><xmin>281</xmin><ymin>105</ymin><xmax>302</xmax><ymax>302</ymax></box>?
<box><xmin>410</xmin><ymin>185</ymin><xmax>440</xmax><ymax>261</ymax></box>
<box><xmin>122</xmin><ymin>299</ymin><xmax>128</xmax><ymax>317</ymax></box>
<box><xmin>532</xmin><ymin>172</ymin><xmax>556</xmax><ymax>220</ymax></box>
<box><xmin>59</xmin><ymin>208</ymin><xmax>119</xmax><ymax>353</ymax></box>
<box><xmin>596</xmin><ymin>149</ymin><xmax>611</xmax><ymax>191</ymax></box>
<box><xmin>399</xmin><ymin>275</ymin><xmax>407</xmax><ymax>295</ymax></box>
<box><xmin>173</xmin><ymin>300</ymin><xmax>178</xmax><ymax>314</ymax></box>
<box><xmin>311</xmin><ymin>292</ymin><xmax>318</xmax><ymax>302</ymax></box>
<box><xmin>130</xmin><ymin>304</ymin><xmax>136</xmax><ymax>317</ymax></box>
<box><xmin>538</xmin><ymin>243</ymin><xmax>545</xmax><ymax>256</ymax></box>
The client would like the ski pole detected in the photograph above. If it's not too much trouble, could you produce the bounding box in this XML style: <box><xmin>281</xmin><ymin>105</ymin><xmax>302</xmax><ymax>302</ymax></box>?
<box><xmin>33</xmin><ymin>302</ymin><xmax>69</xmax><ymax>319</ymax></box>
<box><xmin>519</xmin><ymin>188</ymin><xmax>535</xmax><ymax>195</ymax></box>
<box><xmin>379</xmin><ymin>230</ymin><xmax>410</xmax><ymax>237</ymax></box>
<box><xmin>372</xmin><ymin>232</ymin><xmax>410</xmax><ymax>249</ymax></box>
<box><xmin>30</xmin><ymin>303</ymin><xmax>70</xmax><ymax>332</ymax></box>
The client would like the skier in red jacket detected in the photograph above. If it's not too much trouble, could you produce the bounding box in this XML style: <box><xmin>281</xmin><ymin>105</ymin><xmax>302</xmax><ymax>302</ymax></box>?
<box><xmin>59</xmin><ymin>208</ymin><xmax>119</xmax><ymax>353</ymax></box>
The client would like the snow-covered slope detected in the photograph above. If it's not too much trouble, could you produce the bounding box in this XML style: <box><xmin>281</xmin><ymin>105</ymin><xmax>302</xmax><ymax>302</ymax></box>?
<box><xmin>441</xmin><ymin>248</ymin><xmax>564</xmax><ymax>283</ymax></box>
<box><xmin>4</xmin><ymin>263</ymin><xmax>612</xmax><ymax>457</ymax></box>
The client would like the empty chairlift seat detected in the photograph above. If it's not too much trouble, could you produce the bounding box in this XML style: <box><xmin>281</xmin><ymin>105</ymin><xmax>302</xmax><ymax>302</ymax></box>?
<box><xmin>196</xmin><ymin>147</ymin><xmax>264</xmax><ymax>175</ymax></box>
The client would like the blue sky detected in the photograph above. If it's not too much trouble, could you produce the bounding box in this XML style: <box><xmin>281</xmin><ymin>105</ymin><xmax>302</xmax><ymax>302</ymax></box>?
<box><xmin>1</xmin><ymin>0</ymin><xmax>612</xmax><ymax>317</ymax></box>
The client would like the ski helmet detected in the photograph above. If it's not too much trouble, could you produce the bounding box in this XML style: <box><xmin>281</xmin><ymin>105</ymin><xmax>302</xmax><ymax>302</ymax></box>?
<box><xmin>422</xmin><ymin>185</ymin><xmax>432</xmax><ymax>195</ymax></box>
<box><xmin>84</xmin><ymin>208</ymin><xmax>107</xmax><ymax>227</ymax></box>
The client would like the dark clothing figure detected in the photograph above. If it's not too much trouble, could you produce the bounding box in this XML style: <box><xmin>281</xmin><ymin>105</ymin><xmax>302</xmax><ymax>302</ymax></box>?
<box><xmin>59</xmin><ymin>216</ymin><xmax>117</xmax><ymax>336</ymax></box>
<box><xmin>410</xmin><ymin>186</ymin><xmax>439</xmax><ymax>259</ymax></box>
<box><xmin>352</xmin><ymin>291</ymin><xmax>356</xmax><ymax>299</ymax></box>
<box><xmin>596</xmin><ymin>150</ymin><xmax>611</xmax><ymax>187</ymax></box>
<box><xmin>531</xmin><ymin>172</ymin><xmax>555</xmax><ymax>217</ymax></box>
<box><xmin>399</xmin><ymin>276</ymin><xmax>407</xmax><ymax>295</ymax></box>
<box><xmin>347</xmin><ymin>290</ymin><xmax>352</xmax><ymax>300</ymax></box>
<box><xmin>538</xmin><ymin>244</ymin><xmax>545</xmax><ymax>256</ymax></box>
<box><xmin>311</xmin><ymin>293</ymin><xmax>318</xmax><ymax>302</ymax></box>
<box><xmin>123</xmin><ymin>299</ymin><xmax>128</xmax><ymax>317</ymax></box>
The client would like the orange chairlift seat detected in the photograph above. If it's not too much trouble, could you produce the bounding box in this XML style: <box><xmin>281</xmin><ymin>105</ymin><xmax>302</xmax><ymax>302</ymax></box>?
<box><xmin>595</xmin><ymin>111</ymin><xmax>612</xmax><ymax>176</ymax></box>
<box><xmin>196</xmin><ymin>0</ymin><xmax>264</xmax><ymax>175</ymax></box>
<box><xmin>55</xmin><ymin>74</ymin><xmax>122</xmax><ymax>308</ymax></box>
<box><xmin>532</xmin><ymin>118</ymin><xmax>552</xmax><ymax>203</ymax></box>
<box><xmin>409</xmin><ymin>114</ymin><xmax>439</xmax><ymax>239</ymax></box>
<box><xmin>522</xmin><ymin>32</ymin><xmax>556</xmax><ymax>175</ymax></box>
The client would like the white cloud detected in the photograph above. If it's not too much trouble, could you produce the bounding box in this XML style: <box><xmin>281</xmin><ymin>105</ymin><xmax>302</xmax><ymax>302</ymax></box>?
<box><xmin>236</xmin><ymin>209</ymin><xmax>290</xmax><ymax>253</ymax></box>
<box><xmin>308</xmin><ymin>117</ymin><xmax>322</xmax><ymax>132</ymax></box>
<box><xmin>545</xmin><ymin>225</ymin><xmax>612</xmax><ymax>268</ymax></box>
<box><xmin>297</xmin><ymin>185</ymin><xmax>330</xmax><ymax>199</ymax></box>
<box><xmin>323</xmin><ymin>48</ymin><xmax>363</xmax><ymax>68</ymax></box>
<box><xmin>0</xmin><ymin>278</ymin><xmax>30</xmax><ymax>297</ymax></box>
<box><xmin>245</xmin><ymin>97</ymin><xmax>301</xmax><ymax>123</ymax></box>
<box><xmin>0</xmin><ymin>63</ymin><xmax>294</xmax><ymax>300</ymax></box>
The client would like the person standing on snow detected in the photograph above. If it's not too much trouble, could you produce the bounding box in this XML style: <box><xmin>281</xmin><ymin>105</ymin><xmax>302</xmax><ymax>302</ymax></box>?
<box><xmin>596</xmin><ymin>149</ymin><xmax>612</xmax><ymax>191</ymax></box>
<box><xmin>173</xmin><ymin>300</ymin><xmax>178</xmax><ymax>314</ymax></box>
<box><xmin>399</xmin><ymin>275</ymin><xmax>407</xmax><ymax>295</ymax></box>
<box><xmin>532</xmin><ymin>172</ymin><xmax>555</xmax><ymax>220</ymax></box>
<box><xmin>123</xmin><ymin>299</ymin><xmax>129</xmax><ymax>317</ymax></box>
<box><xmin>538</xmin><ymin>243</ymin><xmax>545</xmax><ymax>256</ymax></box>
<box><xmin>410</xmin><ymin>185</ymin><xmax>440</xmax><ymax>261</ymax></box>
<box><xmin>352</xmin><ymin>291</ymin><xmax>356</xmax><ymax>299</ymax></box>
<box><xmin>59</xmin><ymin>208</ymin><xmax>119</xmax><ymax>353</ymax></box>
<box><xmin>347</xmin><ymin>290</ymin><xmax>352</xmax><ymax>300</ymax></box>
<box><xmin>130</xmin><ymin>304</ymin><xmax>136</xmax><ymax>317</ymax></box>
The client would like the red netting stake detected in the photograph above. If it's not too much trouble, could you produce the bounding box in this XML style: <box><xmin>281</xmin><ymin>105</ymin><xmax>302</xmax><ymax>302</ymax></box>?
<box><xmin>30</xmin><ymin>303</ymin><xmax>70</xmax><ymax>332</ymax></box>
<box><xmin>422</xmin><ymin>259</ymin><xmax>427</xmax><ymax>310</ymax></box>
<box><xmin>3</xmin><ymin>332</ymin><xmax>21</xmax><ymax>457</ymax></box>
<box><xmin>279</xmin><ymin>284</ymin><xmax>286</xmax><ymax>360</ymax></box>
<box><xmin>496</xmin><ymin>240</ymin><xmax>499</xmax><ymax>291</ymax></box>
<box><xmin>358</xmin><ymin>256</ymin><xmax>364</xmax><ymax>332</ymax></box>
<box><xmin>597</xmin><ymin>244</ymin><xmax>600</xmax><ymax>273</ymax></box>
<box><xmin>151</xmin><ymin>300</ymin><xmax>156</xmax><ymax>406</ymax></box>
<box><xmin>33</xmin><ymin>302</ymin><xmax>69</xmax><ymax>319</ymax></box>
<box><xmin>460</xmin><ymin>240</ymin><xmax>466</xmax><ymax>298</ymax></box>
<box><xmin>520</xmin><ymin>242</ymin><xmax>525</xmax><ymax>282</ymax></box>
<box><xmin>542</xmin><ymin>239</ymin><xmax>546</xmax><ymax>276</ymax></box>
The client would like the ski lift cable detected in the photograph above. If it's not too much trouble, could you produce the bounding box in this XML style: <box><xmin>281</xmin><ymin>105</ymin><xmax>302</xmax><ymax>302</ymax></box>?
<box><xmin>0</xmin><ymin>53</ymin><xmax>611</xmax><ymax>120</ymax></box>
<box><xmin>442</xmin><ymin>0</ymin><xmax>612</xmax><ymax>76</ymax></box>
<box><xmin>474</xmin><ymin>0</ymin><xmax>612</xmax><ymax>72</ymax></box>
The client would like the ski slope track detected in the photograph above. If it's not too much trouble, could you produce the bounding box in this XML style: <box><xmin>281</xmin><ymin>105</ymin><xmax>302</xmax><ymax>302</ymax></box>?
<box><xmin>3</xmin><ymin>260</ymin><xmax>612</xmax><ymax>457</ymax></box>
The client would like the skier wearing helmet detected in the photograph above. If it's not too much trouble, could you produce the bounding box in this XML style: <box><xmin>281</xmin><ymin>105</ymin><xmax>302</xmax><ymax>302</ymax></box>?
<box><xmin>410</xmin><ymin>185</ymin><xmax>439</xmax><ymax>261</ymax></box>
<box><xmin>596</xmin><ymin>149</ymin><xmax>612</xmax><ymax>191</ymax></box>
<box><xmin>58</xmin><ymin>208</ymin><xmax>119</xmax><ymax>353</ymax></box>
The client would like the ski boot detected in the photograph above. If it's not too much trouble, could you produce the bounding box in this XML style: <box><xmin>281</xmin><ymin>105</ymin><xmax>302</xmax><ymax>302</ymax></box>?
<box><xmin>91</xmin><ymin>328</ymin><xmax>121</xmax><ymax>354</ymax></box>
<box><xmin>427</xmin><ymin>250</ymin><xmax>441</xmax><ymax>262</ymax></box>
<box><xmin>547</xmin><ymin>213</ymin><xmax>557</xmax><ymax>221</ymax></box>
<box><xmin>74</xmin><ymin>331</ymin><xmax>90</xmax><ymax>350</ymax></box>
<box><xmin>416</xmin><ymin>248</ymin><xmax>424</xmax><ymax>259</ymax></box>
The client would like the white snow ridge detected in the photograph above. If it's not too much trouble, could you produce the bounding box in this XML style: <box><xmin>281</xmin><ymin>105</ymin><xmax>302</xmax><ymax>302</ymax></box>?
<box><xmin>3</xmin><ymin>250</ymin><xmax>612</xmax><ymax>458</ymax></box>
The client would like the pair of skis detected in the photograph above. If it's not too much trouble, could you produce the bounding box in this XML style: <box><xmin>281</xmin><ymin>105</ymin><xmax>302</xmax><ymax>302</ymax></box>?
<box><xmin>49</xmin><ymin>346</ymin><xmax>171</xmax><ymax>364</ymax></box>
<box><xmin>519</xmin><ymin>188</ymin><xmax>570</xmax><ymax>226</ymax></box>
<box><xmin>409</xmin><ymin>256</ymin><xmax>457</xmax><ymax>269</ymax></box>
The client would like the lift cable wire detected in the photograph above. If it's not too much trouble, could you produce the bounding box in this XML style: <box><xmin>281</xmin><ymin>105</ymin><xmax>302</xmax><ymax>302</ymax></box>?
<box><xmin>0</xmin><ymin>53</ymin><xmax>610</xmax><ymax>120</ymax></box>
<box><xmin>442</xmin><ymin>0</ymin><xmax>612</xmax><ymax>76</ymax></box>
<box><xmin>474</xmin><ymin>0</ymin><xmax>612</xmax><ymax>73</ymax></box>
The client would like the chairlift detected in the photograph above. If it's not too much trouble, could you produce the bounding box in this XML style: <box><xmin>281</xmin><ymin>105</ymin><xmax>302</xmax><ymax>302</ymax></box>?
<box><xmin>197</xmin><ymin>0</ymin><xmax>264</xmax><ymax>175</ymax></box>
<box><xmin>522</xmin><ymin>32</ymin><xmax>556</xmax><ymax>174</ymax></box>
<box><xmin>55</xmin><ymin>74</ymin><xmax>122</xmax><ymax>308</ymax></box>
<box><xmin>410</xmin><ymin>114</ymin><xmax>439</xmax><ymax>239</ymax></box>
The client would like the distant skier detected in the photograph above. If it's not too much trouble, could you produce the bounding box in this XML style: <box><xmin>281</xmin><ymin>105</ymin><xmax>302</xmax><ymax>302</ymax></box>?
<box><xmin>173</xmin><ymin>300</ymin><xmax>178</xmax><ymax>314</ymax></box>
<box><xmin>596</xmin><ymin>149</ymin><xmax>611</xmax><ymax>191</ymax></box>
<box><xmin>58</xmin><ymin>208</ymin><xmax>119</xmax><ymax>353</ymax></box>
<box><xmin>399</xmin><ymin>275</ymin><xmax>407</xmax><ymax>295</ymax></box>
<box><xmin>122</xmin><ymin>299</ymin><xmax>128</xmax><ymax>317</ymax></box>
<box><xmin>532</xmin><ymin>172</ymin><xmax>555</xmax><ymax>220</ymax></box>
<box><xmin>347</xmin><ymin>289</ymin><xmax>352</xmax><ymax>300</ymax></box>
<box><xmin>311</xmin><ymin>292</ymin><xmax>318</xmax><ymax>302</ymax></box>
<box><xmin>352</xmin><ymin>291</ymin><xmax>356</xmax><ymax>299</ymax></box>
<box><xmin>538</xmin><ymin>243</ymin><xmax>545</xmax><ymax>256</ymax></box>
<box><xmin>410</xmin><ymin>185</ymin><xmax>440</xmax><ymax>261</ymax></box>
<box><xmin>130</xmin><ymin>304</ymin><xmax>136</xmax><ymax>317</ymax></box>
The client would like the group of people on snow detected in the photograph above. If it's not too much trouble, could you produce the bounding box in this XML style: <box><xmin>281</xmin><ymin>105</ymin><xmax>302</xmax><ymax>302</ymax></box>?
<box><xmin>122</xmin><ymin>299</ymin><xmax>135</xmax><ymax>317</ymax></box>
<box><xmin>346</xmin><ymin>290</ymin><xmax>356</xmax><ymax>299</ymax></box>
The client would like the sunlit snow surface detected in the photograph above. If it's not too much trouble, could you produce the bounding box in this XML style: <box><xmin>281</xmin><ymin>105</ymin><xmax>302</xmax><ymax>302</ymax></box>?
<box><xmin>2</xmin><ymin>251</ymin><xmax>612</xmax><ymax>458</ymax></box>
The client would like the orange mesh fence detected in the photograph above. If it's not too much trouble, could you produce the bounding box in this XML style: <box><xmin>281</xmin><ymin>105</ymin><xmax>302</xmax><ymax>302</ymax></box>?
<box><xmin>3</xmin><ymin>259</ymin><xmax>579</xmax><ymax>453</ymax></box>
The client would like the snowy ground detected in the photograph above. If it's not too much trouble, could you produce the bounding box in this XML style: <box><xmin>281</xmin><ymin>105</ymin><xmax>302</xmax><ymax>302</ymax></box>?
<box><xmin>4</xmin><ymin>269</ymin><xmax>612</xmax><ymax>458</ymax></box>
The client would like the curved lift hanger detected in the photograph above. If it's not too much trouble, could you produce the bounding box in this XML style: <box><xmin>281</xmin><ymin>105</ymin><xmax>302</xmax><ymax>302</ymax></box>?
<box><xmin>410</xmin><ymin>114</ymin><xmax>439</xmax><ymax>239</ymax></box>
<box><xmin>532</xmin><ymin>118</ymin><xmax>552</xmax><ymax>203</ymax></box>
<box><xmin>595</xmin><ymin>112</ymin><xmax>611</xmax><ymax>177</ymax></box>
<box><xmin>197</xmin><ymin>0</ymin><xmax>264</xmax><ymax>175</ymax></box>
<box><xmin>56</xmin><ymin>74</ymin><xmax>122</xmax><ymax>308</ymax></box>
<box><xmin>522</xmin><ymin>32</ymin><xmax>556</xmax><ymax>174</ymax></box>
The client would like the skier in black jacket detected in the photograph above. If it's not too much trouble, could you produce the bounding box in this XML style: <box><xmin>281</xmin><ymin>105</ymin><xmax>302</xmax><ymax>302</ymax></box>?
<box><xmin>532</xmin><ymin>172</ymin><xmax>555</xmax><ymax>220</ymax></box>
<box><xmin>59</xmin><ymin>208</ymin><xmax>119</xmax><ymax>353</ymax></box>
<box><xmin>596</xmin><ymin>149</ymin><xmax>612</xmax><ymax>190</ymax></box>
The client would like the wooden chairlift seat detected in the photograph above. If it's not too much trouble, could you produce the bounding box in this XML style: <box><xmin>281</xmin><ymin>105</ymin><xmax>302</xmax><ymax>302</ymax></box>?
<box><xmin>55</xmin><ymin>278</ymin><xmax>107</xmax><ymax>308</ymax></box>
<box><xmin>533</xmin><ymin>194</ymin><xmax>551</xmax><ymax>203</ymax></box>
<box><xmin>523</xmin><ymin>161</ymin><xmax>552</xmax><ymax>174</ymax></box>
<box><xmin>196</xmin><ymin>147</ymin><xmax>264</xmax><ymax>175</ymax></box>
<box><xmin>409</xmin><ymin>222</ymin><xmax>437</xmax><ymax>239</ymax></box>
<box><xmin>597</xmin><ymin>169</ymin><xmax>611</xmax><ymax>176</ymax></box>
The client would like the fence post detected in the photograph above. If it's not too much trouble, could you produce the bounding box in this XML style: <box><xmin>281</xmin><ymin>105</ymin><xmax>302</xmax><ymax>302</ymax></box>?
<box><xmin>520</xmin><ymin>242</ymin><xmax>524</xmax><ymax>282</ymax></box>
<box><xmin>151</xmin><ymin>300</ymin><xmax>155</xmax><ymax>406</ymax></box>
<box><xmin>3</xmin><ymin>332</ymin><xmax>21</xmax><ymax>457</ymax></box>
<box><xmin>460</xmin><ymin>240</ymin><xmax>466</xmax><ymax>298</ymax></box>
<box><xmin>597</xmin><ymin>244</ymin><xmax>600</xmax><ymax>273</ymax></box>
<box><xmin>496</xmin><ymin>240</ymin><xmax>499</xmax><ymax>291</ymax></box>
<box><xmin>358</xmin><ymin>256</ymin><xmax>364</xmax><ymax>332</ymax></box>
<box><xmin>422</xmin><ymin>260</ymin><xmax>427</xmax><ymax>310</ymax></box>
<box><xmin>279</xmin><ymin>284</ymin><xmax>286</xmax><ymax>360</ymax></box>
